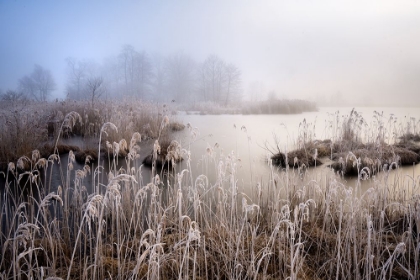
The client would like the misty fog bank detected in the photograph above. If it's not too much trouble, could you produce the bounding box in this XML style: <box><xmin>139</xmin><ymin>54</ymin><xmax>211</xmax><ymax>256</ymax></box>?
<box><xmin>1</xmin><ymin>1</ymin><xmax>420</xmax><ymax>106</ymax></box>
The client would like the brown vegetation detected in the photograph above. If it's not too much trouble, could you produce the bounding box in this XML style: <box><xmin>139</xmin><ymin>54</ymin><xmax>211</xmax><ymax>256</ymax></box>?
<box><xmin>242</xmin><ymin>99</ymin><xmax>317</xmax><ymax>115</ymax></box>
<box><xmin>0</xmin><ymin>99</ymin><xmax>182</xmax><ymax>172</ymax></box>
<box><xmin>1</xmin><ymin>138</ymin><xmax>419</xmax><ymax>279</ymax></box>
<box><xmin>178</xmin><ymin>99</ymin><xmax>317</xmax><ymax>115</ymax></box>
<box><xmin>142</xmin><ymin>131</ymin><xmax>184</xmax><ymax>169</ymax></box>
<box><xmin>271</xmin><ymin>109</ymin><xmax>420</xmax><ymax>177</ymax></box>
<box><xmin>1</xmin><ymin>107</ymin><xmax>419</xmax><ymax>279</ymax></box>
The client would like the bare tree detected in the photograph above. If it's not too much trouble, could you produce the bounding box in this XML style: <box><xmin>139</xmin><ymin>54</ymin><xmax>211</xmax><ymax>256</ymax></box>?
<box><xmin>18</xmin><ymin>76</ymin><xmax>36</xmax><ymax>99</ymax></box>
<box><xmin>119</xmin><ymin>44</ymin><xmax>136</xmax><ymax>95</ymax></box>
<box><xmin>66</xmin><ymin>57</ymin><xmax>88</xmax><ymax>100</ymax></box>
<box><xmin>117</xmin><ymin>45</ymin><xmax>154</xmax><ymax>98</ymax></box>
<box><xmin>200</xmin><ymin>55</ymin><xmax>226</xmax><ymax>103</ymax></box>
<box><xmin>224</xmin><ymin>63</ymin><xmax>241</xmax><ymax>105</ymax></box>
<box><xmin>151</xmin><ymin>53</ymin><xmax>166</xmax><ymax>102</ymax></box>
<box><xmin>267</xmin><ymin>90</ymin><xmax>277</xmax><ymax>101</ymax></box>
<box><xmin>248</xmin><ymin>81</ymin><xmax>265</xmax><ymax>102</ymax></box>
<box><xmin>133</xmin><ymin>51</ymin><xmax>153</xmax><ymax>98</ymax></box>
<box><xmin>0</xmin><ymin>90</ymin><xmax>27</xmax><ymax>103</ymax></box>
<box><xmin>86</xmin><ymin>76</ymin><xmax>105</xmax><ymax>108</ymax></box>
<box><xmin>199</xmin><ymin>55</ymin><xmax>242</xmax><ymax>105</ymax></box>
<box><xmin>65</xmin><ymin>58</ymin><xmax>108</xmax><ymax>104</ymax></box>
<box><xmin>19</xmin><ymin>64</ymin><xmax>56</xmax><ymax>101</ymax></box>
<box><xmin>102</xmin><ymin>55</ymin><xmax>125</xmax><ymax>97</ymax></box>
<box><xmin>165</xmin><ymin>52</ymin><xmax>196</xmax><ymax>103</ymax></box>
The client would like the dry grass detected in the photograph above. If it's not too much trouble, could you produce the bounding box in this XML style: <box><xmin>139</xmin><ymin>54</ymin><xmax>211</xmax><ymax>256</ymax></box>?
<box><xmin>179</xmin><ymin>101</ymin><xmax>241</xmax><ymax>115</ymax></box>
<box><xmin>0</xmin><ymin>99</ymin><xmax>182</xmax><ymax>171</ymax></box>
<box><xmin>272</xmin><ymin>109</ymin><xmax>420</xmax><ymax>177</ymax></box>
<box><xmin>1</xmin><ymin>107</ymin><xmax>420</xmax><ymax>280</ymax></box>
<box><xmin>178</xmin><ymin>99</ymin><xmax>317</xmax><ymax>115</ymax></box>
<box><xmin>242</xmin><ymin>99</ymin><xmax>317</xmax><ymax>115</ymax></box>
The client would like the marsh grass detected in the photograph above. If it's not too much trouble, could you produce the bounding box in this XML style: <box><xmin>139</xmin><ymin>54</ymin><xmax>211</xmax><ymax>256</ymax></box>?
<box><xmin>1</xmin><ymin>106</ymin><xmax>420</xmax><ymax>279</ymax></box>
<box><xmin>242</xmin><ymin>99</ymin><xmax>317</xmax><ymax>115</ymax></box>
<box><xmin>178</xmin><ymin>99</ymin><xmax>317</xmax><ymax>115</ymax></box>
<box><xmin>272</xmin><ymin>109</ymin><xmax>420</xmax><ymax>177</ymax></box>
<box><xmin>0</xmin><ymin>99</ymin><xmax>180</xmax><ymax>171</ymax></box>
<box><xmin>179</xmin><ymin>101</ymin><xmax>241</xmax><ymax>115</ymax></box>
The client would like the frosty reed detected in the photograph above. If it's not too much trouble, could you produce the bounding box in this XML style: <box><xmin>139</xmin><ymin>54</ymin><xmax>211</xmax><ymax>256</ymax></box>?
<box><xmin>0</xmin><ymin>104</ymin><xmax>419</xmax><ymax>279</ymax></box>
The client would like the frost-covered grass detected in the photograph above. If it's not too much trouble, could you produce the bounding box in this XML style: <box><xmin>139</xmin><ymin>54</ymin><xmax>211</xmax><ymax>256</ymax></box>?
<box><xmin>0</xmin><ymin>106</ymin><xmax>419</xmax><ymax>279</ymax></box>
<box><xmin>242</xmin><ymin>99</ymin><xmax>317</xmax><ymax>115</ymax></box>
<box><xmin>177</xmin><ymin>99</ymin><xmax>317</xmax><ymax>115</ymax></box>
<box><xmin>271</xmin><ymin>109</ymin><xmax>420</xmax><ymax>177</ymax></box>
<box><xmin>0</xmin><ymin>99</ymin><xmax>177</xmax><ymax>169</ymax></box>
<box><xmin>179</xmin><ymin>101</ymin><xmax>241</xmax><ymax>115</ymax></box>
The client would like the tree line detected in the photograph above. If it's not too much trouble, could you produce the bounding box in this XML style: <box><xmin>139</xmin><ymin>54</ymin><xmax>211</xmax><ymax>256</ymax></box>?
<box><xmin>0</xmin><ymin>64</ymin><xmax>56</xmax><ymax>103</ymax></box>
<box><xmin>1</xmin><ymin>45</ymin><xmax>242</xmax><ymax>106</ymax></box>
<box><xmin>66</xmin><ymin>45</ymin><xmax>242</xmax><ymax>106</ymax></box>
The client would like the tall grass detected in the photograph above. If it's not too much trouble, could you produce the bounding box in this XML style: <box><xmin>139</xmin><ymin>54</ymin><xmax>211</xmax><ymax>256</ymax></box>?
<box><xmin>242</xmin><ymin>99</ymin><xmax>317</xmax><ymax>115</ymax></box>
<box><xmin>1</xmin><ymin>106</ymin><xmax>419</xmax><ymax>279</ymax></box>
<box><xmin>0</xmin><ymin>99</ymin><xmax>175</xmax><ymax>170</ymax></box>
<box><xmin>271</xmin><ymin>109</ymin><xmax>420</xmax><ymax>179</ymax></box>
<box><xmin>176</xmin><ymin>99</ymin><xmax>317</xmax><ymax>115</ymax></box>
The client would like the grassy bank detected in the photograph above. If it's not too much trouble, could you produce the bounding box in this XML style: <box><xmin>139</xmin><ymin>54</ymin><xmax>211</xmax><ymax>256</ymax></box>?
<box><xmin>242</xmin><ymin>99</ymin><xmax>317</xmax><ymax>115</ymax></box>
<box><xmin>1</xmin><ymin>108</ymin><xmax>419</xmax><ymax>279</ymax></box>
<box><xmin>271</xmin><ymin>109</ymin><xmax>420</xmax><ymax>177</ymax></box>
<box><xmin>177</xmin><ymin>99</ymin><xmax>317</xmax><ymax>115</ymax></box>
<box><xmin>0</xmin><ymin>99</ymin><xmax>179</xmax><ymax>170</ymax></box>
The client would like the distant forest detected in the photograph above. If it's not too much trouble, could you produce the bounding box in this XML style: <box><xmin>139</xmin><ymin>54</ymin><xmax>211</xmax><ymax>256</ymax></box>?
<box><xmin>1</xmin><ymin>45</ymin><xmax>244</xmax><ymax>106</ymax></box>
<box><xmin>66</xmin><ymin>46</ymin><xmax>244</xmax><ymax>105</ymax></box>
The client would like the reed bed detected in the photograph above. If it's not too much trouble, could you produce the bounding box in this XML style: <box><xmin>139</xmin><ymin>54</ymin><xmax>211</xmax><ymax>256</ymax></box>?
<box><xmin>1</xmin><ymin>107</ymin><xmax>420</xmax><ymax>279</ymax></box>
<box><xmin>0</xmin><ymin>99</ymin><xmax>178</xmax><ymax>169</ymax></box>
<box><xmin>179</xmin><ymin>101</ymin><xmax>241</xmax><ymax>115</ymax></box>
<box><xmin>272</xmin><ymin>109</ymin><xmax>420</xmax><ymax>176</ymax></box>
<box><xmin>242</xmin><ymin>99</ymin><xmax>317</xmax><ymax>115</ymax></box>
<box><xmin>177</xmin><ymin>99</ymin><xmax>317</xmax><ymax>115</ymax></box>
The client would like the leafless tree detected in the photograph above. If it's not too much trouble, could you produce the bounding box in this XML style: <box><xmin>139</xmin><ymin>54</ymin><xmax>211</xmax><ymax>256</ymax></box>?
<box><xmin>0</xmin><ymin>90</ymin><xmax>27</xmax><ymax>103</ymax></box>
<box><xmin>224</xmin><ymin>63</ymin><xmax>241</xmax><ymax>105</ymax></box>
<box><xmin>199</xmin><ymin>55</ymin><xmax>242</xmax><ymax>105</ymax></box>
<box><xmin>102</xmin><ymin>55</ymin><xmax>124</xmax><ymax>98</ymax></box>
<box><xmin>151</xmin><ymin>53</ymin><xmax>166</xmax><ymax>102</ymax></box>
<box><xmin>66</xmin><ymin>57</ymin><xmax>88</xmax><ymax>100</ymax></box>
<box><xmin>118</xmin><ymin>45</ymin><xmax>153</xmax><ymax>98</ymax></box>
<box><xmin>18</xmin><ymin>76</ymin><xmax>36</xmax><ymax>99</ymax></box>
<box><xmin>133</xmin><ymin>51</ymin><xmax>153</xmax><ymax>98</ymax></box>
<box><xmin>86</xmin><ymin>76</ymin><xmax>105</xmax><ymax>108</ymax></box>
<box><xmin>18</xmin><ymin>64</ymin><xmax>56</xmax><ymax>102</ymax></box>
<box><xmin>165</xmin><ymin>52</ymin><xmax>196</xmax><ymax>103</ymax></box>
<box><xmin>200</xmin><ymin>54</ymin><xmax>225</xmax><ymax>103</ymax></box>
<box><xmin>119</xmin><ymin>44</ymin><xmax>136</xmax><ymax>95</ymax></box>
<box><xmin>248</xmin><ymin>81</ymin><xmax>265</xmax><ymax>102</ymax></box>
<box><xmin>267</xmin><ymin>90</ymin><xmax>278</xmax><ymax>101</ymax></box>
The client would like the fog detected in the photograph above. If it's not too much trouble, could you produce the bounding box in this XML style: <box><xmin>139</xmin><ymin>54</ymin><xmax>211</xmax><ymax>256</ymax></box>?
<box><xmin>1</xmin><ymin>0</ymin><xmax>420</xmax><ymax>106</ymax></box>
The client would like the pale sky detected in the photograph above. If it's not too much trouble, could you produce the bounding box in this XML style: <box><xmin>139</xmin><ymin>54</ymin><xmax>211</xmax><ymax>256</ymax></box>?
<box><xmin>1</xmin><ymin>0</ymin><xmax>420</xmax><ymax>106</ymax></box>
